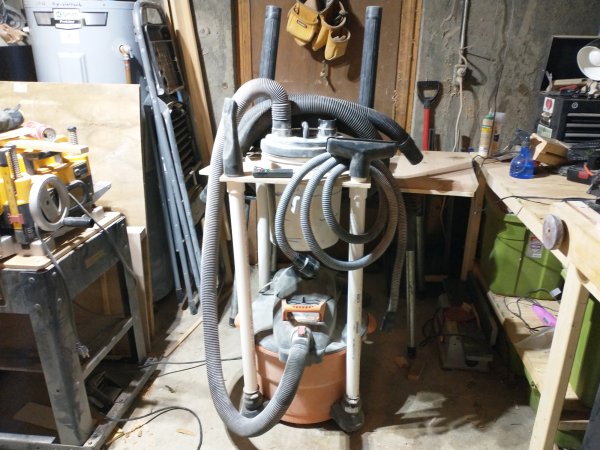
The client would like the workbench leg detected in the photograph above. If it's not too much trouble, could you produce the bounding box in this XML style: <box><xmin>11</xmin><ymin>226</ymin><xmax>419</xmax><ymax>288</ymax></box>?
<box><xmin>28</xmin><ymin>272</ymin><xmax>94</xmax><ymax>445</ymax></box>
<box><xmin>529</xmin><ymin>263</ymin><xmax>589</xmax><ymax>450</ymax></box>
<box><xmin>406</xmin><ymin>250</ymin><xmax>417</xmax><ymax>356</ymax></box>
<box><xmin>460</xmin><ymin>171</ymin><xmax>485</xmax><ymax>281</ymax></box>
<box><xmin>415</xmin><ymin>199</ymin><xmax>425</xmax><ymax>292</ymax></box>
<box><xmin>405</xmin><ymin>199</ymin><xmax>417</xmax><ymax>357</ymax></box>
<box><xmin>121</xmin><ymin>261</ymin><xmax>148</xmax><ymax>362</ymax></box>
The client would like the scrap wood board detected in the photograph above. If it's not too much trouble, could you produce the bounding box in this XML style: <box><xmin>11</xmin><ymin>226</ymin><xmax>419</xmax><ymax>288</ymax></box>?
<box><xmin>391</xmin><ymin>151</ymin><xmax>474</xmax><ymax>178</ymax></box>
<box><xmin>0</xmin><ymin>81</ymin><xmax>146</xmax><ymax>228</ymax></box>
<box><xmin>391</xmin><ymin>151</ymin><xmax>478</xmax><ymax>197</ymax></box>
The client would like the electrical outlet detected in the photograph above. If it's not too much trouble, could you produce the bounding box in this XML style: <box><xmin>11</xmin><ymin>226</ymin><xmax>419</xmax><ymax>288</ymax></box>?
<box><xmin>453</xmin><ymin>64</ymin><xmax>467</xmax><ymax>87</ymax></box>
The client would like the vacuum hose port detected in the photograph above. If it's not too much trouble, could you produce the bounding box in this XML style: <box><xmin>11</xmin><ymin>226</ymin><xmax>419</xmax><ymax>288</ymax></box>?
<box><xmin>293</xmin><ymin>254</ymin><xmax>320</xmax><ymax>278</ymax></box>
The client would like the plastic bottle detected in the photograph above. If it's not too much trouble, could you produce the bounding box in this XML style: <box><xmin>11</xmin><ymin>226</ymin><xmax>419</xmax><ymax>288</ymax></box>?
<box><xmin>478</xmin><ymin>110</ymin><xmax>495</xmax><ymax>158</ymax></box>
<box><xmin>509</xmin><ymin>137</ymin><xmax>535</xmax><ymax>179</ymax></box>
<box><xmin>490</xmin><ymin>112</ymin><xmax>505</xmax><ymax>156</ymax></box>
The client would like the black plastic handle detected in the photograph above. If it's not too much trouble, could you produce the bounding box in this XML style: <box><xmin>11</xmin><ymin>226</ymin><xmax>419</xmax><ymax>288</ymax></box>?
<box><xmin>62</xmin><ymin>216</ymin><xmax>94</xmax><ymax>228</ymax></box>
<box><xmin>326</xmin><ymin>137</ymin><xmax>396</xmax><ymax>179</ymax></box>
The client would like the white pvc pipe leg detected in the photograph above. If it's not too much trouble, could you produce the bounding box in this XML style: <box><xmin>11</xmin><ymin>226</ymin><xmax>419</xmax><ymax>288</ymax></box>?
<box><xmin>256</xmin><ymin>182</ymin><xmax>271</xmax><ymax>290</ymax></box>
<box><xmin>227</xmin><ymin>181</ymin><xmax>259</xmax><ymax>395</ymax></box>
<box><xmin>346</xmin><ymin>186</ymin><xmax>367</xmax><ymax>400</ymax></box>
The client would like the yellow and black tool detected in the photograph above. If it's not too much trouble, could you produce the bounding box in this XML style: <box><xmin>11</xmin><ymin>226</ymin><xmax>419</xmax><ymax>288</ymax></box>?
<box><xmin>0</xmin><ymin>127</ymin><xmax>95</xmax><ymax>246</ymax></box>
<box><xmin>0</xmin><ymin>145</ymin><xmax>33</xmax><ymax>244</ymax></box>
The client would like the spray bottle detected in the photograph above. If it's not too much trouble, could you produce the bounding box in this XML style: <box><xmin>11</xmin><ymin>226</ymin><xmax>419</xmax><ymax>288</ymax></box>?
<box><xmin>509</xmin><ymin>137</ymin><xmax>534</xmax><ymax>179</ymax></box>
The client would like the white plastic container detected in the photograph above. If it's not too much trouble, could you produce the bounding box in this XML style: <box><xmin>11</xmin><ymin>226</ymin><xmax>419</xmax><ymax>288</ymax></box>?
<box><xmin>261</xmin><ymin>122</ymin><xmax>343</xmax><ymax>252</ymax></box>
<box><xmin>273</xmin><ymin>182</ymin><xmax>342</xmax><ymax>251</ymax></box>
<box><xmin>478</xmin><ymin>111</ymin><xmax>495</xmax><ymax>158</ymax></box>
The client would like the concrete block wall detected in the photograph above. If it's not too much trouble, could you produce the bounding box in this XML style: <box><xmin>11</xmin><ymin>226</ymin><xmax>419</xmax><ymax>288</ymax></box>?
<box><xmin>412</xmin><ymin>0</ymin><xmax>600</xmax><ymax>152</ymax></box>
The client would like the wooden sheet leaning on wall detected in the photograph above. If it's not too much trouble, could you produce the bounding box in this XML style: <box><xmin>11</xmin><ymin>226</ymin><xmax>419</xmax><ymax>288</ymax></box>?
<box><xmin>163</xmin><ymin>0</ymin><xmax>214</xmax><ymax>165</ymax></box>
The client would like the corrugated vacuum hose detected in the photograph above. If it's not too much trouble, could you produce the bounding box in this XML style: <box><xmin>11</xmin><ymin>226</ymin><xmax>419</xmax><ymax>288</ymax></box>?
<box><xmin>201</xmin><ymin>76</ymin><xmax>421</xmax><ymax>437</ymax></box>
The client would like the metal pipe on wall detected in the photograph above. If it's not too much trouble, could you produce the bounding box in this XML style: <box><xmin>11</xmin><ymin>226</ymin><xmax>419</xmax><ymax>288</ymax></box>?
<box><xmin>358</xmin><ymin>6</ymin><xmax>382</xmax><ymax>108</ymax></box>
<box><xmin>259</xmin><ymin>5</ymin><xmax>281</xmax><ymax>80</ymax></box>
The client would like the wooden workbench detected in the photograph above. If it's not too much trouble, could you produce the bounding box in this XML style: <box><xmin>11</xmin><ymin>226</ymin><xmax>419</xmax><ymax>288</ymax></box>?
<box><xmin>481</xmin><ymin>160</ymin><xmax>598</xmax><ymax>449</ymax></box>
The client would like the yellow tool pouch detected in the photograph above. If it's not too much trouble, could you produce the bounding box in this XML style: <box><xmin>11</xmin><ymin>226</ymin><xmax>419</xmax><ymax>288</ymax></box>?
<box><xmin>312</xmin><ymin>0</ymin><xmax>346</xmax><ymax>51</ymax></box>
<box><xmin>325</xmin><ymin>27</ymin><xmax>350</xmax><ymax>60</ymax></box>
<box><xmin>311</xmin><ymin>1</ymin><xmax>350</xmax><ymax>60</ymax></box>
<box><xmin>286</xmin><ymin>1</ymin><xmax>320</xmax><ymax>46</ymax></box>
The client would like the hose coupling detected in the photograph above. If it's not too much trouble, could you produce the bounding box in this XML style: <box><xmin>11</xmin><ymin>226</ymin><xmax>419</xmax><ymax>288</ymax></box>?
<box><xmin>293</xmin><ymin>254</ymin><xmax>320</xmax><ymax>278</ymax></box>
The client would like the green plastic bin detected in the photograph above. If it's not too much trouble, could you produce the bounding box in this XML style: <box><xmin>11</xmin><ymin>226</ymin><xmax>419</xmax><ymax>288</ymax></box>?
<box><xmin>480</xmin><ymin>191</ymin><xmax>563</xmax><ymax>300</ymax></box>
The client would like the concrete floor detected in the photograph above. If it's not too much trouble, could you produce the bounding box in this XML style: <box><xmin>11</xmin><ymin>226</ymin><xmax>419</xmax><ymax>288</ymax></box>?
<box><xmin>106</xmin><ymin>274</ymin><xmax>536</xmax><ymax>450</ymax></box>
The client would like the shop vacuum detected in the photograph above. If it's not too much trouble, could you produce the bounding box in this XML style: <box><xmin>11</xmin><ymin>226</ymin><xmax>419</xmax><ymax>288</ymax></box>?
<box><xmin>200</xmin><ymin>5</ymin><xmax>422</xmax><ymax>436</ymax></box>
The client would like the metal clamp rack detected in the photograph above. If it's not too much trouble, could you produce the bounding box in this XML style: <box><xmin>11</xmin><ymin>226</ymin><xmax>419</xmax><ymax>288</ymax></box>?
<box><xmin>0</xmin><ymin>212</ymin><xmax>152</xmax><ymax>450</ymax></box>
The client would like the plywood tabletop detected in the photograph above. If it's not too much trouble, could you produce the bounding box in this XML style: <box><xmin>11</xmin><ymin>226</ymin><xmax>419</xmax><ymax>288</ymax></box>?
<box><xmin>481</xmin><ymin>160</ymin><xmax>595</xmax><ymax>243</ymax></box>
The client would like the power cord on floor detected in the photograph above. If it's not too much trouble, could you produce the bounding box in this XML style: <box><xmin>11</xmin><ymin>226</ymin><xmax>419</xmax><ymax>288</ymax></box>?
<box><xmin>104</xmin><ymin>406</ymin><xmax>203</xmax><ymax>450</ymax></box>
<box><xmin>419</xmin><ymin>306</ymin><xmax>487</xmax><ymax>348</ymax></box>
<box><xmin>141</xmin><ymin>356</ymin><xmax>242</xmax><ymax>377</ymax></box>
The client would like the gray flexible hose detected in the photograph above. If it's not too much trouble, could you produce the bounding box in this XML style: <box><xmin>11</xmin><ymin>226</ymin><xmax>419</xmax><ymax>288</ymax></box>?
<box><xmin>273</xmin><ymin>152</ymin><xmax>332</xmax><ymax>270</ymax></box>
<box><xmin>373</xmin><ymin>159</ymin><xmax>407</xmax><ymax>315</ymax></box>
<box><xmin>256</xmin><ymin>93</ymin><xmax>412</xmax><ymax>313</ymax></box>
<box><xmin>237</xmin><ymin>94</ymin><xmax>422</xmax><ymax>165</ymax></box>
<box><xmin>237</xmin><ymin>95</ymin><xmax>380</xmax><ymax>150</ymax></box>
<box><xmin>201</xmin><ymin>78</ymin><xmax>312</xmax><ymax>437</ymax></box>
<box><xmin>293</xmin><ymin>156</ymin><xmax>408</xmax><ymax>323</ymax></box>
<box><xmin>202</xmin><ymin>79</ymin><xmax>415</xmax><ymax>436</ymax></box>
<box><xmin>322</xmin><ymin>163</ymin><xmax>388</xmax><ymax>244</ymax></box>
<box><xmin>299</xmin><ymin>161</ymin><xmax>399</xmax><ymax>271</ymax></box>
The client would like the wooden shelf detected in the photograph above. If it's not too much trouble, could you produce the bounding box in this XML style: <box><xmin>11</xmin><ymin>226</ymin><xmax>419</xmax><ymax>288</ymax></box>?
<box><xmin>486</xmin><ymin>290</ymin><xmax>591</xmax><ymax>416</ymax></box>
<box><xmin>487</xmin><ymin>293</ymin><xmax>563</xmax><ymax>389</ymax></box>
